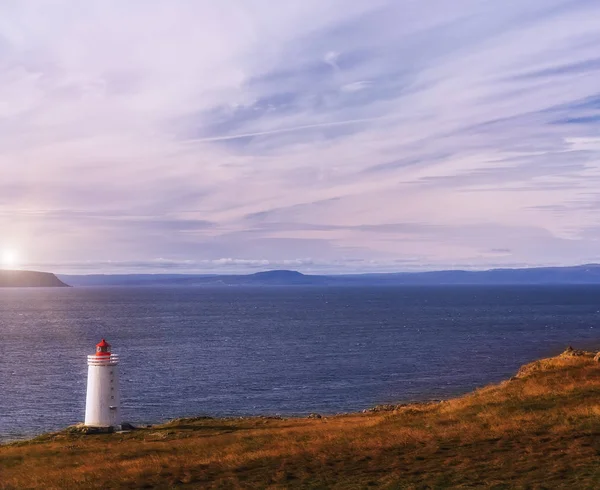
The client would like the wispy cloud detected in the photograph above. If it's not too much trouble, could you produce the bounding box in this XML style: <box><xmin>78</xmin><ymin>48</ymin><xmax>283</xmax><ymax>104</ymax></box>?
<box><xmin>1</xmin><ymin>0</ymin><xmax>600</xmax><ymax>273</ymax></box>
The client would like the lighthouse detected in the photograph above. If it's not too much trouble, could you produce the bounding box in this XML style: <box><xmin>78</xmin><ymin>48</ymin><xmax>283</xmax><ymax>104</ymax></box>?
<box><xmin>84</xmin><ymin>339</ymin><xmax>121</xmax><ymax>429</ymax></box>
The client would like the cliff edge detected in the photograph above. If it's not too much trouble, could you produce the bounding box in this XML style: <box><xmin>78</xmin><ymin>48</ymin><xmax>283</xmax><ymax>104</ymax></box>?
<box><xmin>0</xmin><ymin>270</ymin><xmax>69</xmax><ymax>287</ymax></box>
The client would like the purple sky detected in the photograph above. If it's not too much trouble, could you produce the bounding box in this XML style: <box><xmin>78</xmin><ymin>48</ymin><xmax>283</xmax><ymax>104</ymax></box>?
<box><xmin>2</xmin><ymin>1</ymin><xmax>600</xmax><ymax>274</ymax></box>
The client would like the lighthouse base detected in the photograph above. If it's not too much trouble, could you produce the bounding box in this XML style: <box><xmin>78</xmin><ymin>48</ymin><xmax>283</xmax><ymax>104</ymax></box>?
<box><xmin>68</xmin><ymin>424</ymin><xmax>120</xmax><ymax>435</ymax></box>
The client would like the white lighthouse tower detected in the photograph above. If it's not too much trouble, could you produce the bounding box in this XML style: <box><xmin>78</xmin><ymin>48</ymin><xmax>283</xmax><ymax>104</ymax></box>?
<box><xmin>84</xmin><ymin>339</ymin><xmax>121</xmax><ymax>429</ymax></box>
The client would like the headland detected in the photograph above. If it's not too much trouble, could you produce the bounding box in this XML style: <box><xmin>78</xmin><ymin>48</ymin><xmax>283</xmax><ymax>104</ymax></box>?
<box><xmin>2</xmin><ymin>347</ymin><xmax>600</xmax><ymax>488</ymax></box>
<box><xmin>0</xmin><ymin>270</ymin><xmax>69</xmax><ymax>287</ymax></box>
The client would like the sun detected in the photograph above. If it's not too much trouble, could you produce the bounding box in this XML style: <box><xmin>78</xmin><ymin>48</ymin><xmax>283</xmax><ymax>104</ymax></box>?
<box><xmin>1</xmin><ymin>249</ymin><xmax>19</xmax><ymax>269</ymax></box>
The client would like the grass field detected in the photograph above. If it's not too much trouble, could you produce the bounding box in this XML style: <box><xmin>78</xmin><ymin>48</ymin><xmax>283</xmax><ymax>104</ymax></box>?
<box><xmin>2</xmin><ymin>349</ymin><xmax>600</xmax><ymax>489</ymax></box>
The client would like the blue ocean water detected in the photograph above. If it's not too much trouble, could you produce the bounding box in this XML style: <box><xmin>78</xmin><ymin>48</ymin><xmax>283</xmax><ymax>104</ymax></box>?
<box><xmin>1</xmin><ymin>285</ymin><xmax>600</xmax><ymax>441</ymax></box>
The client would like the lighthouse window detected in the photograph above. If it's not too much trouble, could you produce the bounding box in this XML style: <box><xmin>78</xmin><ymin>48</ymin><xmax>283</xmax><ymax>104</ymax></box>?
<box><xmin>111</xmin><ymin>396</ymin><xmax>114</xmax><ymax>399</ymax></box>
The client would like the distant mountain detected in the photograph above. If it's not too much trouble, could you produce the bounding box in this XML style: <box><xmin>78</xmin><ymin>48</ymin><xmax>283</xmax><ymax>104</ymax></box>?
<box><xmin>343</xmin><ymin>264</ymin><xmax>600</xmax><ymax>285</ymax></box>
<box><xmin>60</xmin><ymin>270</ymin><xmax>328</xmax><ymax>287</ymax></box>
<box><xmin>243</xmin><ymin>270</ymin><xmax>327</xmax><ymax>285</ymax></box>
<box><xmin>59</xmin><ymin>264</ymin><xmax>600</xmax><ymax>287</ymax></box>
<box><xmin>0</xmin><ymin>270</ymin><xmax>69</xmax><ymax>287</ymax></box>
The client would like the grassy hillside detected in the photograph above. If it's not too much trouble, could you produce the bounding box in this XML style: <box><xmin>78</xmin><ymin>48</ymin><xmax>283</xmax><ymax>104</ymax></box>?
<box><xmin>3</xmin><ymin>349</ymin><xmax>600</xmax><ymax>489</ymax></box>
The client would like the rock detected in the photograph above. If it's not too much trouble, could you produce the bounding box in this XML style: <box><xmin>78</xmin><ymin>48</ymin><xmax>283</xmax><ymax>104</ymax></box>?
<box><xmin>364</xmin><ymin>404</ymin><xmax>402</xmax><ymax>413</ymax></box>
<box><xmin>66</xmin><ymin>425</ymin><xmax>114</xmax><ymax>435</ymax></box>
<box><xmin>560</xmin><ymin>346</ymin><xmax>588</xmax><ymax>357</ymax></box>
<box><xmin>307</xmin><ymin>413</ymin><xmax>322</xmax><ymax>419</ymax></box>
<box><xmin>594</xmin><ymin>352</ymin><xmax>600</xmax><ymax>363</ymax></box>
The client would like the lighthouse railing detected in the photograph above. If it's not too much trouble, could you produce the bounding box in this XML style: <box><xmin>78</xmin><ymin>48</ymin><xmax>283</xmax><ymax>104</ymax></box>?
<box><xmin>87</xmin><ymin>354</ymin><xmax>119</xmax><ymax>366</ymax></box>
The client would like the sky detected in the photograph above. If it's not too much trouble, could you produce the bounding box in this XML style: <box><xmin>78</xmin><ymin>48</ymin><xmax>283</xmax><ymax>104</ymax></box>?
<box><xmin>1</xmin><ymin>0</ymin><xmax>600</xmax><ymax>274</ymax></box>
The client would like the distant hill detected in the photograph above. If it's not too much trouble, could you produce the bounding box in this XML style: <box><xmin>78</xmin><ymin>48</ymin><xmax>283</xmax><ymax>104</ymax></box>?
<box><xmin>0</xmin><ymin>270</ymin><xmax>69</xmax><ymax>287</ymax></box>
<box><xmin>59</xmin><ymin>264</ymin><xmax>600</xmax><ymax>287</ymax></box>
<box><xmin>59</xmin><ymin>270</ymin><xmax>328</xmax><ymax>287</ymax></box>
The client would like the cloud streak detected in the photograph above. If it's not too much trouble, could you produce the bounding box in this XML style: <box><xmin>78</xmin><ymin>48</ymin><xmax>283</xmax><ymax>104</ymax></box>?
<box><xmin>1</xmin><ymin>1</ymin><xmax>600</xmax><ymax>273</ymax></box>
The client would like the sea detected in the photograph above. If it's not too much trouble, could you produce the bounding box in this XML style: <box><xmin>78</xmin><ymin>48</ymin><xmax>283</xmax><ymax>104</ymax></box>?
<box><xmin>1</xmin><ymin>285</ymin><xmax>600</xmax><ymax>442</ymax></box>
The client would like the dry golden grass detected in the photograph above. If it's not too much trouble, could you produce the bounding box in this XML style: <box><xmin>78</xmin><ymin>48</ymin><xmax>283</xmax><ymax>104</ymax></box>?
<box><xmin>3</xmin><ymin>351</ymin><xmax>600</xmax><ymax>489</ymax></box>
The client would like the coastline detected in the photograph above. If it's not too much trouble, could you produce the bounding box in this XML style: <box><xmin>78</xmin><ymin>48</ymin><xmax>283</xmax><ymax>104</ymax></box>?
<box><xmin>3</xmin><ymin>347</ymin><xmax>600</xmax><ymax>488</ymax></box>
<box><xmin>3</xmin><ymin>346</ymin><xmax>595</xmax><ymax>445</ymax></box>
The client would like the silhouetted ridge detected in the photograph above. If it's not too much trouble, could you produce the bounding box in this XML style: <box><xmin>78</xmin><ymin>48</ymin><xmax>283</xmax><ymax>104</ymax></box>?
<box><xmin>59</xmin><ymin>264</ymin><xmax>600</xmax><ymax>287</ymax></box>
<box><xmin>0</xmin><ymin>270</ymin><xmax>69</xmax><ymax>287</ymax></box>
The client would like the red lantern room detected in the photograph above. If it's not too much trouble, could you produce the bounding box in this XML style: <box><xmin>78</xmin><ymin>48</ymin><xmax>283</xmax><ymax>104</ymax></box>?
<box><xmin>95</xmin><ymin>339</ymin><xmax>111</xmax><ymax>357</ymax></box>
